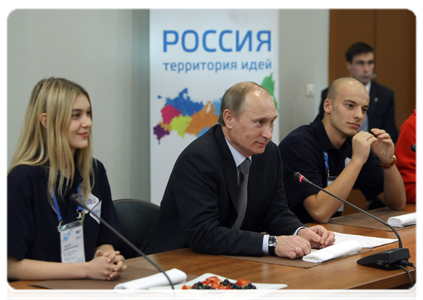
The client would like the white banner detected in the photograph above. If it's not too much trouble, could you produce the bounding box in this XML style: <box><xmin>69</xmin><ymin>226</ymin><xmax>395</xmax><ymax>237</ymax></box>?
<box><xmin>150</xmin><ymin>9</ymin><xmax>279</xmax><ymax>205</ymax></box>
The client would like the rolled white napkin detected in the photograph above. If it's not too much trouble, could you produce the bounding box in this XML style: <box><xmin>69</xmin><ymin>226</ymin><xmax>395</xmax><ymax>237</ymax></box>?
<box><xmin>387</xmin><ymin>212</ymin><xmax>416</xmax><ymax>228</ymax></box>
<box><xmin>114</xmin><ymin>268</ymin><xmax>187</xmax><ymax>290</ymax></box>
<box><xmin>302</xmin><ymin>240</ymin><xmax>361</xmax><ymax>263</ymax></box>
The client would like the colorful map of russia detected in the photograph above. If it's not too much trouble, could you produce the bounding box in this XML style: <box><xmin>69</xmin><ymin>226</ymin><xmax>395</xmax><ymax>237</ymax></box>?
<box><xmin>153</xmin><ymin>74</ymin><xmax>276</xmax><ymax>144</ymax></box>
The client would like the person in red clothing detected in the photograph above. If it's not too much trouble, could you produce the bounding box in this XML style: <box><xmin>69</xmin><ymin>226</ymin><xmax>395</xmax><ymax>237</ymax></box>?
<box><xmin>395</xmin><ymin>109</ymin><xmax>416</xmax><ymax>203</ymax></box>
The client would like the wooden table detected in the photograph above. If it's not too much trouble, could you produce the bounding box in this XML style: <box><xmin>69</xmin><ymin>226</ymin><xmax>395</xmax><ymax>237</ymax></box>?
<box><xmin>9</xmin><ymin>204</ymin><xmax>416</xmax><ymax>290</ymax></box>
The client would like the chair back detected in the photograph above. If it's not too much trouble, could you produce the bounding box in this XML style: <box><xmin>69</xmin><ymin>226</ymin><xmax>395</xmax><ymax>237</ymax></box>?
<box><xmin>113</xmin><ymin>198</ymin><xmax>159</xmax><ymax>259</ymax></box>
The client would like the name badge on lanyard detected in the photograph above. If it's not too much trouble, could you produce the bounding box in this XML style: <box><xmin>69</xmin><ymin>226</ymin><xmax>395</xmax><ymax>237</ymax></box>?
<box><xmin>323</xmin><ymin>151</ymin><xmax>343</xmax><ymax>212</ymax></box>
<box><xmin>58</xmin><ymin>220</ymin><xmax>85</xmax><ymax>263</ymax></box>
<box><xmin>50</xmin><ymin>186</ymin><xmax>86</xmax><ymax>263</ymax></box>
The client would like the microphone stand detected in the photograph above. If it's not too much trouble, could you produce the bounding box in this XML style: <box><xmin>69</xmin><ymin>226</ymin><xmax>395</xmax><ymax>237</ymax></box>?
<box><xmin>292</xmin><ymin>172</ymin><xmax>410</xmax><ymax>270</ymax></box>
<box><xmin>70</xmin><ymin>194</ymin><xmax>175</xmax><ymax>289</ymax></box>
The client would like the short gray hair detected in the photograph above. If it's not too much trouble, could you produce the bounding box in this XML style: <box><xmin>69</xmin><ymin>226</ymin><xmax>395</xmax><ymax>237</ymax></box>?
<box><xmin>218</xmin><ymin>82</ymin><xmax>268</xmax><ymax>126</ymax></box>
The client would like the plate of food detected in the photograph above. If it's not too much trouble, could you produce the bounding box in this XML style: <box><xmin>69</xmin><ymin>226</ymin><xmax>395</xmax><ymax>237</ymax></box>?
<box><xmin>149</xmin><ymin>273</ymin><xmax>288</xmax><ymax>300</ymax></box>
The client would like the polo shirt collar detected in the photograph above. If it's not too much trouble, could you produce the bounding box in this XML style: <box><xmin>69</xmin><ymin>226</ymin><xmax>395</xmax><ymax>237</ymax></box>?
<box><xmin>310</xmin><ymin>115</ymin><xmax>352</xmax><ymax>155</ymax></box>
<box><xmin>311</xmin><ymin>115</ymin><xmax>337</xmax><ymax>151</ymax></box>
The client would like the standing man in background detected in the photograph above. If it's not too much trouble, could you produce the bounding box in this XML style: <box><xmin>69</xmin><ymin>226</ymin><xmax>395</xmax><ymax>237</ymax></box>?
<box><xmin>319</xmin><ymin>42</ymin><xmax>399</xmax><ymax>143</ymax></box>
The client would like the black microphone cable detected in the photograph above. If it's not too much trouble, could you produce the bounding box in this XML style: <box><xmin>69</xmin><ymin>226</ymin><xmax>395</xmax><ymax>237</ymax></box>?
<box><xmin>395</xmin><ymin>260</ymin><xmax>416</xmax><ymax>287</ymax></box>
<box><xmin>397</xmin><ymin>264</ymin><xmax>420</xmax><ymax>300</ymax></box>
<box><xmin>70</xmin><ymin>194</ymin><xmax>175</xmax><ymax>289</ymax></box>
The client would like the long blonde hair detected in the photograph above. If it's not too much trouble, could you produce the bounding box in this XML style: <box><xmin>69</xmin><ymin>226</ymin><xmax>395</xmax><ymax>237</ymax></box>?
<box><xmin>9</xmin><ymin>77</ymin><xmax>94</xmax><ymax>209</ymax></box>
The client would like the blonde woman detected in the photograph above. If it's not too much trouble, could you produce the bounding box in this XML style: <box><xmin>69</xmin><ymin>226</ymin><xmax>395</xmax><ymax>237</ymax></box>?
<box><xmin>7</xmin><ymin>78</ymin><xmax>127</xmax><ymax>281</ymax></box>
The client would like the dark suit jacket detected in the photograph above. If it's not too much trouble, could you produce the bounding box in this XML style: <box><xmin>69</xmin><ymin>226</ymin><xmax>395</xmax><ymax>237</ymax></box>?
<box><xmin>142</xmin><ymin>125</ymin><xmax>305</xmax><ymax>256</ymax></box>
<box><xmin>319</xmin><ymin>81</ymin><xmax>399</xmax><ymax>143</ymax></box>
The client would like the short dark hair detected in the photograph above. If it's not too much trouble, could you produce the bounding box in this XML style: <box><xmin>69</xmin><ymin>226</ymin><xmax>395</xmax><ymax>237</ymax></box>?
<box><xmin>345</xmin><ymin>42</ymin><xmax>374</xmax><ymax>63</ymax></box>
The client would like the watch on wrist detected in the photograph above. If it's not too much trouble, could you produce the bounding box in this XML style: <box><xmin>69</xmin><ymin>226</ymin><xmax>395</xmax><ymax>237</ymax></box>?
<box><xmin>268</xmin><ymin>235</ymin><xmax>278</xmax><ymax>256</ymax></box>
<box><xmin>378</xmin><ymin>155</ymin><xmax>397</xmax><ymax>169</ymax></box>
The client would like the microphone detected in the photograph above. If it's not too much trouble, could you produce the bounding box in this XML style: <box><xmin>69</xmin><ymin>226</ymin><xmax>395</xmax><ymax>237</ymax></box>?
<box><xmin>70</xmin><ymin>194</ymin><xmax>175</xmax><ymax>289</ymax></box>
<box><xmin>292</xmin><ymin>172</ymin><xmax>410</xmax><ymax>270</ymax></box>
<box><xmin>411</xmin><ymin>145</ymin><xmax>416</xmax><ymax>152</ymax></box>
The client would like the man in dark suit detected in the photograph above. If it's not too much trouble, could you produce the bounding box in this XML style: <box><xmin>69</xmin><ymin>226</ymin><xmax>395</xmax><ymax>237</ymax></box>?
<box><xmin>142</xmin><ymin>82</ymin><xmax>335</xmax><ymax>258</ymax></box>
<box><xmin>319</xmin><ymin>42</ymin><xmax>399</xmax><ymax>143</ymax></box>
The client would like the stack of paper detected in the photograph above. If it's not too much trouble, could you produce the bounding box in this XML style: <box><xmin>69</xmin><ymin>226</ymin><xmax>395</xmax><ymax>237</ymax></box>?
<box><xmin>387</xmin><ymin>212</ymin><xmax>416</xmax><ymax>228</ymax></box>
<box><xmin>333</xmin><ymin>232</ymin><xmax>397</xmax><ymax>248</ymax></box>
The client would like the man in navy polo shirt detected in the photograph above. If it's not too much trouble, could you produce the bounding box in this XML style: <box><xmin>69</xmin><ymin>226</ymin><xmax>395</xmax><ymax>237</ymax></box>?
<box><xmin>319</xmin><ymin>42</ymin><xmax>399</xmax><ymax>143</ymax></box>
<box><xmin>278</xmin><ymin>77</ymin><xmax>406</xmax><ymax>224</ymax></box>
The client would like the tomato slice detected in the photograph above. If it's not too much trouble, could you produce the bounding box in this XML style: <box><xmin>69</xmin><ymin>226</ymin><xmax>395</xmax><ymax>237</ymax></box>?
<box><xmin>235</xmin><ymin>279</ymin><xmax>251</xmax><ymax>287</ymax></box>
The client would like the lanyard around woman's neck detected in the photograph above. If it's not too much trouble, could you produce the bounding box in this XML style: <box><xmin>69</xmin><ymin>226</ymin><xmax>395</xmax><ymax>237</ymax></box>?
<box><xmin>49</xmin><ymin>183</ymin><xmax>84</xmax><ymax>230</ymax></box>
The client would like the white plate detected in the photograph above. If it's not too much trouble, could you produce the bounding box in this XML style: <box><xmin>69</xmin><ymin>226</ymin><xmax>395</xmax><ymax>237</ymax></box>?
<box><xmin>148</xmin><ymin>273</ymin><xmax>288</xmax><ymax>299</ymax></box>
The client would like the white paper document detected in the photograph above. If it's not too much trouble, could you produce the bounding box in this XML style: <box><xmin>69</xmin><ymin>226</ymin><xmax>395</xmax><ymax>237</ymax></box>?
<box><xmin>333</xmin><ymin>232</ymin><xmax>397</xmax><ymax>248</ymax></box>
<box><xmin>302</xmin><ymin>240</ymin><xmax>361</xmax><ymax>263</ymax></box>
<box><xmin>114</xmin><ymin>268</ymin><xmax>187</xmax><ymax>290</ymax></box>
<box><xmin>387</xmin><ymin>212</ymin><xmax>416</xmax><ymax>227</ymax></box>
